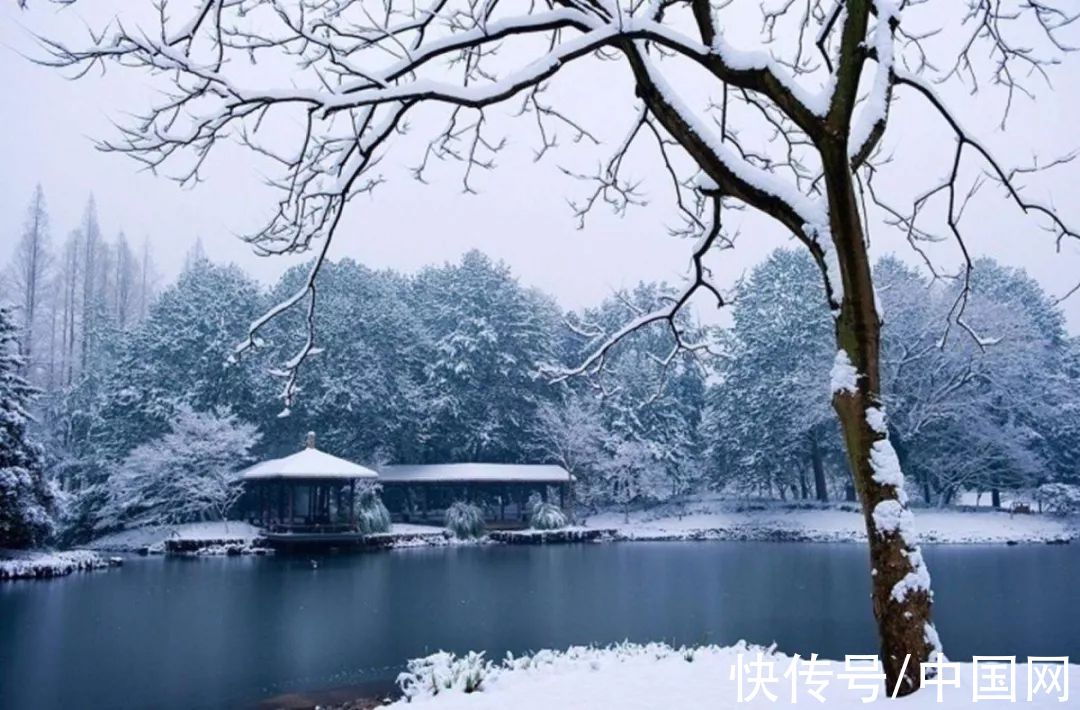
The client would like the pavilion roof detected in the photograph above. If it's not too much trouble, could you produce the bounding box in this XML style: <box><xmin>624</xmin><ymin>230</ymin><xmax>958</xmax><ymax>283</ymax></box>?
<box><xmin>241</xmin><ymin>447</ymin><xmax>378</xmax><ymax>481</ymax></box>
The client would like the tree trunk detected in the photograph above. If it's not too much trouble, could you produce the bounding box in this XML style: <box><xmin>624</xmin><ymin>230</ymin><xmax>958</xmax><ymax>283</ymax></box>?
<box><xmin>822</xmin><ymin>143</ymin><xmax>937</xmax><ymax>695</ymax></box>
<box><xmin>810</xmin><ymin>431</ymin><xmax>829</xmax><ymax>502</ymax></box>
<box><xmin>991</xmin><ymin>489</ymin><xmax>1001</xmax><ymax>509</ymax></box>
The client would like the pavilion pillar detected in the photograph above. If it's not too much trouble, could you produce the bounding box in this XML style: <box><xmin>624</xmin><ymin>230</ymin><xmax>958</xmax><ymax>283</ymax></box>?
<box><xmin>349</xmin><ymin>479</ymin><xmax>356</xmax><ymax>529</ymax></box>
<box><xmin>287</xmin><ymin>484</ymin><xmax>294</xmax><ymax>527</ymax></box>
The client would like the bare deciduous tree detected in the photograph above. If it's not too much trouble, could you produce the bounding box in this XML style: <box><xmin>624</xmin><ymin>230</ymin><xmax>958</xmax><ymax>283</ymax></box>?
<box><xmin>31</xmin><ymin>0</ymin><xmax>1080</xmax><ymax>693</ymax></box>
<box><xmin>4</xmin><ymin>184</ymin><xmax>52</xmax><ymax>379</ymax></box>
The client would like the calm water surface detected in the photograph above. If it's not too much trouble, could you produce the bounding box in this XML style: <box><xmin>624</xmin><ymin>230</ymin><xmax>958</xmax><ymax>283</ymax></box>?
<box><xmin>1</xmin><ymin>542</ymin><xmax>1076</xmax><ymax>710</ymax></box>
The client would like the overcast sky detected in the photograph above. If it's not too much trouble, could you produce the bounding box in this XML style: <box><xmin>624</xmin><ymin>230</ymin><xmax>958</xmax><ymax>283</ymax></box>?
<box><xmin>3</xmin><ymin>2</ymin><xmax>1079</xmax><ymax>334</ymax></box>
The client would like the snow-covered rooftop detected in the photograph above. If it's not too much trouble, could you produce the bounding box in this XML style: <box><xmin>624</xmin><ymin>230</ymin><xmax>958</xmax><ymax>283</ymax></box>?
<box><xmin>379</xmin><ymin>463</ymin><xmax>571</xmax><ymax>484</ymax></box>
<box><xmin>241</xmin><ymin>447</ymin><xmax>378</xmax><ymax>481</ymax></box>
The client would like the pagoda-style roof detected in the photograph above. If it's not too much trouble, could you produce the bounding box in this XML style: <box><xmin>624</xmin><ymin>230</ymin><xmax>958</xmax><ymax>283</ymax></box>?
<box><xmin>241</xmin><ymin>447</ymin><xmax>378</xmax><ymax>481</ymax></box>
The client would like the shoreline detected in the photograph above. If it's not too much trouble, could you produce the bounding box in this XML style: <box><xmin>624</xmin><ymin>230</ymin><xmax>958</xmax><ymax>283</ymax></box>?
<box><xmin>0</xmin><ymin>550</ymin><xmax>121</xmax><ymax>580</ymax></box>
<box><xmin>6</xmin><ymin>505</ymin><xmax>1073</xmax><ymax>581</ymax></box>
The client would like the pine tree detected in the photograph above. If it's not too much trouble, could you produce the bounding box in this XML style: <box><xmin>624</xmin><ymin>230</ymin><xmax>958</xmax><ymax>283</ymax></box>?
<box><xmin>0</xmin><ymin>304</ymin><xmax>56</xmax><ymax>548</ymax></box>
<box><xmin>415</xmin><ymin>251</ymin><xmax>561</xmax><ymax>462</ymax></box>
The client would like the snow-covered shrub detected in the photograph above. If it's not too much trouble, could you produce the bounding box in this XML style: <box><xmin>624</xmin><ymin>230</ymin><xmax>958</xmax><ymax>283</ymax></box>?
<box><xmin>354</xmin><ymin>483</ymin><xmax>391</xmax><ymax>534</ymax></box>
<box><xmin>526</xmin><ymin>491</ymin><xmax>543</xmax><ymax>518</ymax></box>
<box><xmin>1036</xmin><ymin>483</ymin><xmax>1080</xmax><ymax>515</ymax></box>
<box><xmin>445</xmin><ymin>501</ymin><xmax>485</xmax><ymax>539</ymax></box>
<box><xmin>94</xmin><ymin>406</ymin><xmax>260</xmax><ymax>532</ymax></box>
<box><xmin>529</xmin><ymin>502</ymin><xmax>567</xmax><ymax>530</ymax></box>
<box><xmin>398</xmin><ymin>650</ymin><xmax>491</xmax><ymax>699</ymax></box>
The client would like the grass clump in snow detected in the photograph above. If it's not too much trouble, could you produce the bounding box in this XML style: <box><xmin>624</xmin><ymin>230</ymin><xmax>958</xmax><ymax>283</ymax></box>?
<box><xmin>445</xmin><ymin>501</ymin><xmax>486</xmax><ymax>539</ymax></box>
<box><xmin>529</xmin><ymin>502</ymin><xmax>568</xmax><ymax>530</ymax></box>
<box><xmin>0</xmin><ymin>550</ymin><xmax>109</xmax><ymax>580</ymax></box>
<box><xmin>398</xmin><ymin>650</ymin><xmax>490</xmax><ymax>699</ymax></box>
<box><xmin>354</xmin><ymin>484</ymin><xmax>392</xmax><ymax>534</ymax></box>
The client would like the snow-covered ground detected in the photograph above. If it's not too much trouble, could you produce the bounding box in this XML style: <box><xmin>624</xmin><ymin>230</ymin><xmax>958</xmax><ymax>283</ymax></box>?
<box><xmin>85</xmin><ymin>521</ymin><xmax>452</xmax><ymax>552</ymax></box>
<box><xmin>584</xmin><ymin>497</ymin><xmax>1078</xmax><ymax>544</ymax></box>
<box><xmin>80</xmin><ymin>500</ymin><xmax>1078</xmax><ymax>555</ymax></box>
<box><xmin>387</xmin><ymin>642</ymin><xmax>1077</xmax><ymax>710</ymax></box>
<box><xmin>0</xmin><ymin>549</ymin><xmax>112</xmax><ymax>580</ymax></box>
<box><xmin>85</xmin><ymin>520</ymin><xmax>264</xmax><ymax>552</ymax></box>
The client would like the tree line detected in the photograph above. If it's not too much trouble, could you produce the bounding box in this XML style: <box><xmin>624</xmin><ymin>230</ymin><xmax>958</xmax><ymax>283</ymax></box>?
<box><xmin>2</xmin><ymin>188</ymin><xmax>1079</xmax><ymax>547</ymax></box>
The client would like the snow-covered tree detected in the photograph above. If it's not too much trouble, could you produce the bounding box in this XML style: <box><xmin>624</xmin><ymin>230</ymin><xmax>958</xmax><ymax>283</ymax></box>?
<box><xmin>562</xmin><ymin>283</ymin><xmax>710</xmax><ymax>499</ymax></box>
<box><xmin>95</xmin><ymin>406</ymin><xmax>260</xmax><ymax>531</ymax></box>
<box><xmin>879</xmin><ymin>258</ymin><xmax>1075</xmax><ymax>505</ymax></box>
<box><xmin>256</xmin><ymin>259</ymin><xmax>429</xmax><ymax>461</ymax></box>
<box><xmin>530</xmin><ymin>394</ymin><xmax>611</xmax><ymax>511</ymax></box>
<box><xmin>0</xmin><ymin>304</ymin><xmax>57</xmax><ymax>548</ymax></box>
<box><xmin>3</xmin><ymin>185</ymin><xmax>52</xmax><ymax>384</ymax></box>
<box><xmin>601</xmin><ymin>439</ymin><xmax>669</xmax><ymax>523</ymax></box>
<box><xmin>38</xmin><ymin>0</ymin><xmax>1080</xmax><ymax>688</ymax></box>
<box><xmin>414</xmin><ymin>251</ymin><xmax>561</xmax><ymax>462</ymax></box>
<box><xmin>704</xmin><ymin>250</ymin><xmax>838</xmax><ymax>500</ymax></box>
<box><xmin>86</xmin><ymin>258</ymin><xmax>265</xmax><ymax>461</ymax></box>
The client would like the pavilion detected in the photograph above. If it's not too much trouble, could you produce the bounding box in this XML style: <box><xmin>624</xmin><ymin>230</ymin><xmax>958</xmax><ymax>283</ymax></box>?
<box><xmin>378</xmin><ymin>463</ymin><xmax>573</xmax><ymax>527</ymax></box>
<box><xmin>241</xmin><ymin>433</ymin><xmax>378</xmax><ymax>534</ymax></box>
<box><xmin>240</xmin><ymin>434</ymin><xmax>574</xmax><ymax>536</ymax></box>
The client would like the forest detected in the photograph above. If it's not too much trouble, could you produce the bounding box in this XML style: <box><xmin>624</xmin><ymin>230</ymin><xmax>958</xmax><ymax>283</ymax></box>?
<box><xmin>3</xmin><ymin>187</ymin><xmax>1080</xmax><ymax>548</ymax></box>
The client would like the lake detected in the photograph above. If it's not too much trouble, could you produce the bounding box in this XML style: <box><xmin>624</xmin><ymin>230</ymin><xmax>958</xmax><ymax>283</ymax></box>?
<box><xmin>1</xmin><ymin>542</ymin><xmax>1076</xmax><ymax>709</ymax></box>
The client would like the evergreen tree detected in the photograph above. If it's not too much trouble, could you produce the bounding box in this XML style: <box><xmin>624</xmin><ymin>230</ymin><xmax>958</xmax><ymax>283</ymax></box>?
<box><xmin>414</xmin><ymin>251</ymin><xmax>562</xmax><ymax>462</ymax></box>
<box><xmin>256</xmin><ymin>259</ymin><xmax>429</xmax><ymax>462</ymax></box>
<box><xmin>0</xmin><ymin>305</ymin><xmax>56</xmax><ymax>548</ymax></box>
<box><xmin>704</xmin><ymin>251</ymin><xmax>838</xmax><ymax>499</ymax></box>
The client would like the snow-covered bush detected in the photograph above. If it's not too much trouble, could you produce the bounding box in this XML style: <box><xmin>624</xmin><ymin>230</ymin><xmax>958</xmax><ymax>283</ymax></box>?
<box><xmin>445</xmin><ymin>501</ymin><xmax>485</xmax><ymax>539</ymax></box>
<box><xmin>354</xmin><ymin>483</ymin><xmax>391</xmax><ymax>534</ymax></box>
<box><xmin>529</xmin><ymin>502</ymin><xmax>567</xmax><ymax>530</ymax></box>
<box><xmin>526</xmin><ymin>491</ymin><xmax>543</xmax><ymax>518</ymax></box>
<box><xmin>1035</xmin><ymin>483</ymin><xmax>1080</xmax><ymax>515</ymax></box>
<box><xmin>94</xmin><ymin>406</ymin><xmax>260</xmax><ymax>532</ymax></box>
<box><xmin>397</xmin><ymin>642</ymin><xmax>766</xmax><ymax>702</ymax></box>
<box><xmin>398</xmin><ymin>650</ymin><xmax>491</xmax><ymax>699</ymax></box>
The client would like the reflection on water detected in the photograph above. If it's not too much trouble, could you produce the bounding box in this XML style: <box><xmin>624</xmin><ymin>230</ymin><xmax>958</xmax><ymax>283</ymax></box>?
<box><xmin>1</xmin><ymin>542</ymin><xmax>1076</xmax><ymax>710</ymax></box>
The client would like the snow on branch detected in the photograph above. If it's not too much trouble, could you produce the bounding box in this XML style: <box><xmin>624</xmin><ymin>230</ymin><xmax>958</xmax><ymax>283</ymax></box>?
<box><xmin>28</xmin><ymin>0</ymin><xmax>1080</xmax><ymax>406</ymax></box>
<box><xmin>29</xmin><ymin>0</ymin><xmax>848</xmax><ymax>397</ymax></box>
<box><xmin>548</xmin><ymin>194</ymin><xmax>726</xmax><ymax>383</ymax></box>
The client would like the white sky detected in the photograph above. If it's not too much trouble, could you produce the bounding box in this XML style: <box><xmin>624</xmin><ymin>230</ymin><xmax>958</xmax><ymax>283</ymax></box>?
<box><xmin>2</xmin><ymin>2</ymin><xmax>1079</xmax><ymax>333</ymax></box>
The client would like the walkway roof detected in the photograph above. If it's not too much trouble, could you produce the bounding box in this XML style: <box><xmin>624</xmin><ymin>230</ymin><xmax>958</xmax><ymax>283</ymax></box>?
<box><xmin>378</xmin><ymin>463</ymin><xmax>571</xmax><ymax>484</ymax></box>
